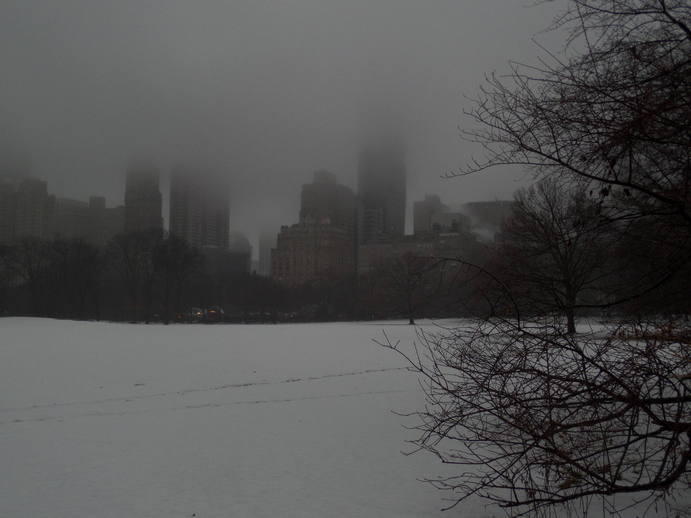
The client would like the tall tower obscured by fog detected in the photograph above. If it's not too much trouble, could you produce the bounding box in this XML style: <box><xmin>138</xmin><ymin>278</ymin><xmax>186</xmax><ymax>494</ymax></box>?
<box><xmin>169</xmin><ymin>168</ymin><xmax>229</xmax><ymax>249</ymax></box>
<box><xmin>357</xmin><ymin>142</ymin><xmax>406</xmax><ymax>243</ymax></box>
<box><xmin>124</xmin><ymin>162</ymin><xmax>162</xmax><ymax>234</ymax></box>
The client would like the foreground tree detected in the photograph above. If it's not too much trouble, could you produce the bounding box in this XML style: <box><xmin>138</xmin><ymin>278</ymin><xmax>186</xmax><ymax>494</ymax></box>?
<box><xmin>388</xmin><ymin>1</ymin><xmax>691</xmax><ymax>515</ymax></box>
<box><xmin>460</xmin><ymin>0</ymin><xmax>690</xmax><ymax>230</ymax></box>
<box><xmin>383</xmin><ymin>318</ymin><xmax>690</xmax><ymax>517</ymax></box>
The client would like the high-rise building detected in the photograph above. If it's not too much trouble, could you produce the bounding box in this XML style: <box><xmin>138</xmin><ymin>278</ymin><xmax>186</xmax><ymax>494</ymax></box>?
<box><xmin>0</xmin><ymin>176</ymin><xmax>18</xmax><ymax>243</ymax></box>
<box><xmin>14</xmin><ymin>177</ymin><xmax>53</xmax><ymax>240</ymax></box>
<box><xmin>357</xmin><ymin>142</ymin><xmax>406</xmax><ymax>243</ymax></box>
<box><xmin>271</xmin><ymin>223</ymin><xmax>354</xmax><ymax>285</ymax></box>
<box><xmin>51</xmin><ymin>197</ymin><xmax>89</xmax><ymax>240</ymax></box>
<box><xmin>124</xmin><ymin>162</ymin><xmax>162</xmax><ymax>234</ymax></box>
<box><xmin>0</xmin><ymin>171</ymin><xmax>124</xmax><ymax>245</ymax></box>
<box><xmin>169</xmin><ymin>168</ymin><xmax>229</xmax><ymax>249</ymax></box>
<box><xmin>48</xmin><ymin>195</ymin><xmax>125</xmax><ymax>244</ymax></box>
<box><xmin>0</xmin><ymin>149</ymin><xmax>31</xmax><ymax>242</ymax></box>
<box><xmin>272</xmin><ymin>172</ymin><xmax>356</xmax><ymax>285</ymax></box>
<box><xmin>258</xmin><ymin>230</ymin><xmax>277</xmax><ymax>277</ymax></box>
<box><xmin>300</xmin><ymin>170</ymin><xmax>356</xmax><ymax>231</ymax></box>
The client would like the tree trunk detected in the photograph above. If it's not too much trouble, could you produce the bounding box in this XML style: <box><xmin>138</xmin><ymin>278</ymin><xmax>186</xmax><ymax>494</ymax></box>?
<box><xmin>566</xmin><ymin>307</ymin><xmax>576</xmax><ymax>334</ymax></box>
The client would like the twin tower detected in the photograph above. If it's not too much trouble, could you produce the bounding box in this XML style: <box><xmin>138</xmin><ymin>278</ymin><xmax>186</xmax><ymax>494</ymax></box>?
<box><xmin>124</xmin><ymin>161</ymin><xmax>230</xmax><ymax>250</ymax></box>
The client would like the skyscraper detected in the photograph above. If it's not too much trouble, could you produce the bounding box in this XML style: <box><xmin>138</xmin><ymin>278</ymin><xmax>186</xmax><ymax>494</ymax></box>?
<box><xmin>357</xmin><ymin>141</ymin><xmax>406</xmax><ymax>243</ymax></box>
<box><xmin>51</xmin><ymin>197</ymin><xmax>90</xmax><ymax>240</ymax></box>
<box><xmin>271</xmin><ymin>171</ymin><xmax>356</xmax><ymax>284</ymax></box>
<box><xmin>300</xmin><ymin>170</ymin><xmax>356</xmax><ymax>231</ymax></box>
<box><xmin>14</xmin><ymin>177</ymin><xmax>53</xmax><ymax>240</ymax></box>
<box><xmin>169</xmin><ymin>167</ymin><xmax>229</xmax><ymax>249</ymax></box>
<box><xmin>124</xmin><ymin>162</ymin><xmax>162</xmax><ymax>234</ymax></box>
<box><xmin>0</xmin><ymin>176</ymin><xmax>18</xmax><ymax>243</ymax></box>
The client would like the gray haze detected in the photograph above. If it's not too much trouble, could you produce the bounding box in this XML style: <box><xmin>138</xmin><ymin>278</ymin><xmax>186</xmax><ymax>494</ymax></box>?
<box><xmin>0</xmin><ymin>0</ymin><xmax>563</xmax><ymax>247</ymax></box>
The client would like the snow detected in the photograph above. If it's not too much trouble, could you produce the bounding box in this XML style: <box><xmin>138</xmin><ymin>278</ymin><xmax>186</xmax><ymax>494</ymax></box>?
<box><xmin>0</xmin><ymin>318</ymin><xmax>495</xmax><ymax>518</ymax></box>
<box><xmin>3</xmin><ymin>318</ymin><xmax>686</xmax><ymax>518</ymax></box>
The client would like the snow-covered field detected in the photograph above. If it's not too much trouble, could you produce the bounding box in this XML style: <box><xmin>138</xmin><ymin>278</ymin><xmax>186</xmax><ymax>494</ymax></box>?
<box><xmin>0</xmin><ymin>318</ymin><xmax>491</xmax><ymax>518</ymax></box>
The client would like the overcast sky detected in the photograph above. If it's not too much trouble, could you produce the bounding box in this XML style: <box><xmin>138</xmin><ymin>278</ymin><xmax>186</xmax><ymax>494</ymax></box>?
<box><xmin>0</xmin><ymin>0</ymin><xmax>565</xmax><ymax>245</ymax></box>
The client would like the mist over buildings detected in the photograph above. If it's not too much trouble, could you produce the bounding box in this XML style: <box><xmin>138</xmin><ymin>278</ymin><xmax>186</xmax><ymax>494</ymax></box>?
<box><xmin>0</xmin><ymin>1</ymin><xmax>563</xmax><ymax>247</ymax></box>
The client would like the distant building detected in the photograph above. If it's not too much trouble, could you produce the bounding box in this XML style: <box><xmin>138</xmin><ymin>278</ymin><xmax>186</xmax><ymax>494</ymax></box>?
<box><xmin>48</xmin><ymin>195</ymin><xmax>124</xmax><ymax>245</ymax></box>
<box><xmin>414</xmin><ymin>194</ymin><xmax>473</xmax><ymax>236</ymax></box>
<box><xmin>0</xmin><ymin>175</ymin><xmax>19</xmax><ymax>242</ymax></box>
<box><xmin>358</xmin><ymin>232</ymin><xmax>482</xmax><ymax>275</ymax></box>
<box><xmin>430</xmin><ymin>211</ymin><xmax>471</xmax><ymax>234</ymax></box>
<box><xmin>227</xmin><ymin>232</ymin><xmax>252</xmax><ymax>274</ymax></box>
<box><xmin>87</xmin><ymin>196</ymin><xmax>124</xmax><ymax>246</ymax></box>
<box><xmin>358</xmin><ymin>237</ymin><xmax>436</xmax><ymax>275</ymax></box>
<box><xmin>300</xmin><ymin>170</ymin><xmax>356</xmax><ymax>231</ymax></box>
<box><xmin>357</xmin><ymin>142</ymin><xmax>406</xmax><ymax>242</ymax></box>
<box><xmin>258</xmin><ymin>230</ymin><xmax>277</xmax><ymax>277</ymax></box>
<box><xmin>124</xmin><ymin>162</ymin><xmax>162</xmax><ymax>234</ymax></box>
<box><xmin>413</xmin><ymin>194</ymin><xmax>447</xmax><ymax>235</ymax></box>
<box><xmin>272</xmin><ymin>172</ymin><xmax>356</xmax><ymax>285</ymax></box>
<box><xmin>0</xmin><ymin>174</ymin><xmax>124</xmax><ymax>245</ymax></box>
<box><xmin>169</xmin><ymin>168</ymin><xmax>229</xmax><ymax>249</ymax></box>
<box><xmin>13</xmin><ymin>177</ymin><xmax>53</xmax><ymax>240</ymax></box>
<box><xmin>0</xmin><ymin>153</ymin><xmax>47</xmax><ymax>243</ymax></box>
<box><xmin>51</xmin><ymin>197</ymin><xmax>90</xmax><ymax>240</ymax></box>
<box><xmin>461</xmin><ymin>200</ymin><xmax>515</xmax><ymax>241</ymax></box>
<box><xmin>272</xmin><ymin>223</ymin><xmax>355</xmax><ymax>285</ymax></box>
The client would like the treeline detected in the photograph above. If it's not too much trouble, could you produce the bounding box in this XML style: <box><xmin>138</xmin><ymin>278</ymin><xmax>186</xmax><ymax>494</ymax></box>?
<box><xmin>0</xmin><ymin>230</ymin><xmax>433</xmax><ymax>323</ymax></box>
<box><xmin>0</xmin><ymin>229</ymin><xmax>480</xmax><ymax>324</ymax></box>
<box><xmin>0</xmin><ymin>232</ymin><xmax>297</xmax><ymax>322</ymax></box>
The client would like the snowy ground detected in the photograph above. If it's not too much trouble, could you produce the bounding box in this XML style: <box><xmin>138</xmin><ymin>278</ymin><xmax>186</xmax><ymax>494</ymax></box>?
<box><xmin>2</xmin><ymin>318</ymin><xmax>687</xmax><ymax>518</ymax></box>
<box><xmin>0</xmin><ymin>318</ymin><xmax>496</xmax><ymax>518</ymax></box>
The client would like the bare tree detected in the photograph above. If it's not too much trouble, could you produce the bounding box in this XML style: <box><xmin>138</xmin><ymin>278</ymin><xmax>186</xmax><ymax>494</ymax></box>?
<box><xmin>11</xmin><ymin>238</ymin><xmax>52</xmax><ymax>316</ymax></box>
<box><xmin>153</xmin><ymin>233</ymin><xmax>202</xmax><ymax>323</ymax></box>
<box><xmin>383</xmin><ymin>2</ymin><xmax>691</xmax><ymax>516</ymax></box>
<box><xmin>382</xmin><ymin>317</ymin><xmax>690</xmax><ymax>517</ymax></box>
<box><xmin>459</xmin><ymin>1</ymin><xmax>690</xmax><ymax>229</ymax></box>
<box><xmin>0</xmin><ymin>244</ymin><xmax>16</xmax><ymax>314</ymax></box>
<box><xmin>109</xmin><ymin>231</ymin><xmax>160</xmax><ymax>322</ymax></box>
<box><xmin>384</xmin><ymin>252</ymin><xmax>443</xmax><ymax>324</ymax></box>
<box><xmin>458</xmin><ymin>0</ymin><xmax>691</xmax><ymax>313</ymax></box>
<box><xmin>46</xmin><ymin>239</ymin><xmax>101</xmax><ymax>319</ymax></box>
<box><xmin>498</xmin><ymin>178</ymin><xmax>612</xmax><ymax>333</ymax></box>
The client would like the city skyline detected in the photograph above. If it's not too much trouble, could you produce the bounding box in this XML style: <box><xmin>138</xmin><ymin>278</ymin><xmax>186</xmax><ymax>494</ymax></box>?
<box><xmin>1</xmin><ymin>153</ymin><xmax>513</xmax><ymax>257</ymax></box>
<box><xmin>0</xmin><ymin>1</ymin><xmax>563</xmax><ymax>247</ymax></box>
